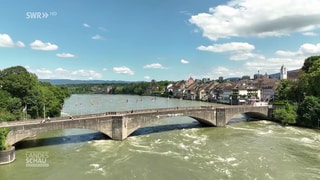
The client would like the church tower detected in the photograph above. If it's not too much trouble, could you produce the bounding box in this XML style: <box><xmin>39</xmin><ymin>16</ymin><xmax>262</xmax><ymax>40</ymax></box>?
<box><xmin>280</xmin><ymin>65</ymin><xmax>287</xmax><ymax>80</ymax></box>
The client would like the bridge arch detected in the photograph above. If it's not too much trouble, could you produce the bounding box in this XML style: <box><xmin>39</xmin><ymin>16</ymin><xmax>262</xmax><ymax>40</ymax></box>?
<box><xmin>127</xmin><ymin>115</ymin><xmax>217</xmax><ymax>138</ymax></box>
<box><xmin>6</xmin><ymin>127</ymin><xmax>112</xmax><ymax>146</ymax></box>
<box><xmin>123</xmin><ymin>107</ymin><xmax>218</xmax><ymax>138</ymax></box>
<box><xmin>5</xmin><ymin>117</ymin><xmax>115</xmax><ymax>146</ymax></box>
<box><xmin>218</xmin><ymin>106</ymin><xmax>269</xmax><ymax>125</ymax></box>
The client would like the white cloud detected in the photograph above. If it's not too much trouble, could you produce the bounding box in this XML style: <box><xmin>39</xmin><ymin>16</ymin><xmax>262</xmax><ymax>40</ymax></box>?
<box><xmin>55</xmin><ymin>67</ymin><xmax>68</xmax><ymax>73</ymax></box>
<box><xmin>180</xmin><ymin>59</ymin><xmax>189</xmax><ymax>64</ymax></box>
<box><xmin>230</xmin><ymin>53</ymin><xmax>265</xmax><ymax>61</ymax></box>
<box><xmin>56</xmin><ymin>52</ymin><xmax>76</xmax><ymax>58</ymax></box>
<box><xmin>237</xmin><ymin>43</ymin><xmax>317</xmax><ymax>76</ymax></box>
<box><xmin>83</xmin><ymin>23</ymin><xmax>90</xmax><ymax>28</ymax></box>
<box><xmin>71</xmin><ymin>69</ymin><xmax>102</xmax><ymax>79</ymax></box>
<box><xmin>92</xmin><ymin>34</ymin><xmax>104</xmax><ymax>40</ymax></box>
<box><xmin>198</xmin><ymin>42</ymin><xmax>261</xmax><ymax>61</ymax></box>
<box><xmin>302</xmin><ymin>32</ymin><xmax>318</xmax><ymax>36</ymax></box>
<box><xmin>276</xmin><ymin>43</ymin><xmax>320</xmax><ymax>57</ymax></box>
<box><xmin>36</xmin><ymin>68</ymin><xmax>53</xmax><ymax>76</ymax></box>
<box><xmin>16</xmin><ymin>41</ymin><xmax>25</xmax><ymax>47</ymax></box>
<box><xmin>143</xmin><ymin>63</ymin><xmax>165</xmax><ymax>69</ymax></box>
<box><xmin>203</xmin><ymin>66</ymin><xmax>243</xmax><ymax>79</ymax></box>
<box><xmin>144</xmin><ymin>76</ymin><xmax>151</xmax><ymax>80</ymax></box>
<box><xmin>197</xmin><ymin>42</ymin><xmax>255</xmax><ymax>53</ymax></box>
<box><xmin>202</xmin><ymin>56</ymin><xmax>303</xmax><ymax>80</ymax></box>
<box><xmin>300</xmin><ymin>43</ymin><xmax>320</xmax><ymax>54</ymax></box>
<box><xmin>99</xmin><ymin>27</ymin><xmax>107</xmax><ymax>32</ymax></box>
<box><xmin>194</xmin><ymin>42</ymin><xmax>312</xmax><ymax>80</ymax></box>
<box><xmin>189</xmin><ymin>0</ymin><xmax>320</xmax><ymax>41</ymax></box>
<box><xmin>244</xmin><ymin>57</ymin><xmax>303</xmax><ymax>73</ymax></box>
<box><xmin>30</xmin><ymin>40</ymin><xmax>58</xmax><ymax>51</ymax></box>
<box><xmin>216</xmin><ymin>66</ymin><xmax>230</xmax><ymax>74</ymax></box>
<box><xmin>0</xmin><ymin>34</ymin><xmax>15</xmax><ymax>47</ymax></box>
<box><xmin>113</xmin><ymin>66</ymin><xmax>134</xmax><ymax>75</ymax></box>
<box><xmin>275</xmin><ymin>50</ymin><xmax>297</xmax><ymax>57</ymax></box>
<box><xmin>0</xmin><ymin>34</ymin><xmax>24</xmax><ymax>48</ymax></box>
<box><xmin>33</xmin><ymin>67</ymin><xmax>102</xmax><ymax>80</ymax></box>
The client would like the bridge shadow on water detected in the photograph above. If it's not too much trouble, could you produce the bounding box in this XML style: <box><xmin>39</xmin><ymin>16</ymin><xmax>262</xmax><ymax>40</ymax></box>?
<box><xmin>227</xmin><ymin>112</ymin><xmax>270</xmax><ymax>125</ymax></box>
<box><xmin>227</xmin><ymin>118</ymin><xmax>247</xmax><ymax>125</ymax></box>
<box><xmin>131</xmin><ymin>121</ymin><xmax>207</xmax><ymax>136</ymax></box>
<box><xmin>15</xmin><ymin>132</ymin><xmax>110</xmax><ymax>150</ymax></box>
<box><xmin>15</xmin><ymin>122</ymin><xmax>208</xmax><ymax>150</ymax></box>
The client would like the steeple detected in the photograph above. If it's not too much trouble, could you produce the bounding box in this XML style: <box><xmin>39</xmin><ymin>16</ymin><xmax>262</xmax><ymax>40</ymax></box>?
<box><xmin>280</xmin><ymin>65</ymin><xmax>287</xmax><ymax>80</ymax></box>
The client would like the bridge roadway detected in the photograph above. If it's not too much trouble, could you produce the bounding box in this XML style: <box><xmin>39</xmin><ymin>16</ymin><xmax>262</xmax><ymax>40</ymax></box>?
<box><xmin>1</xmin><ymin>105</ymin><xmax>270</xmax><ymax>146</ymax></box>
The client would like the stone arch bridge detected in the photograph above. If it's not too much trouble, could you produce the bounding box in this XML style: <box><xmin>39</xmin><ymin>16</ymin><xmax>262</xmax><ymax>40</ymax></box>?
<box><xmin>1</xmin><ymin>105</ymin><xmax>270</xmax><ymax>145</ymax></box>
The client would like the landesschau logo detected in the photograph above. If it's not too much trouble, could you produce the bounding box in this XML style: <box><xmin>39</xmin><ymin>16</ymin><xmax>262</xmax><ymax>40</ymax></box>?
<box><xmin>26</xmin><ymin>11</ymin><xmax>57</xmax><ymax>19</ymax></box>
<box><xmin>26</xmin><ymin>151</ymin><xmax>49</xmax><ymax>167</ymax></box>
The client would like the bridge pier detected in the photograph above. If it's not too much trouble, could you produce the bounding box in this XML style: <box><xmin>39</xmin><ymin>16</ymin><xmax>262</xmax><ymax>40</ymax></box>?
<box><xmin>216</xmin><ymin>108</ymin><xmax>227</xmax><ymax>127</ymax></box>
<box><xmin>111</xmin><ymin>116</ymin><xmax>128</xmax><ymax>140</ymax></box>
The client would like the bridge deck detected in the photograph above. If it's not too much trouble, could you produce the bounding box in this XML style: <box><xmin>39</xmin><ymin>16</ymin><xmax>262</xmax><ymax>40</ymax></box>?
<box><xmin>0</xmin><ymin>106</ymin><xmax>218</xmax><ymax>128</ymax></box>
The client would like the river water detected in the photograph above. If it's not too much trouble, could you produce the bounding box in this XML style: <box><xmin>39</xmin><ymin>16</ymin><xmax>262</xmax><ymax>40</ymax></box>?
<box><xmin>1</xmin><ymin>94</ymin><xmax>319</xmax><ymax>180</ymax></box>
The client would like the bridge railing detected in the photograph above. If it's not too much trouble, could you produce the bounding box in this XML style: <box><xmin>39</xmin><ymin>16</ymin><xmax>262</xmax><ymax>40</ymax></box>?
<box><xmin>0</xmin><ymin>106</ymin><xmax>219</xmax><ymax>127</ymax></box>
<box><xmin>118</xmin><ymin>106</ymin><xmax>215</xmax><ymax>115</ymax></box>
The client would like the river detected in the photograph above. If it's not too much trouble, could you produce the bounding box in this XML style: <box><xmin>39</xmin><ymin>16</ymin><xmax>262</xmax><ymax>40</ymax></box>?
<box><xmin>1</xmin><ymin>94</ymin><xmax>319</xmax><ymax>180</ymax></box>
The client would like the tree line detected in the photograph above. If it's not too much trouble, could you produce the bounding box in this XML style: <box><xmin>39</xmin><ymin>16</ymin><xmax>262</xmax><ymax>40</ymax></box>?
<box><xmin>273</xmin><ymin>56</ymin><xmax>320</xmax><ymax>128</ymax></box>
<box><xmin>63</xmin><ymin>80</ymin><xmax>172</xmax><ymax>96</ymax></box>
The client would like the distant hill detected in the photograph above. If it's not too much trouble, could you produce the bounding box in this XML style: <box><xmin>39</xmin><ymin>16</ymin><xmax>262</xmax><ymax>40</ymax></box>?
<box><xmin>39</xmin><ymin>79</ymin><xmax>131</xmax><ymax>85</ymax></box>
<box><xmin>225</xmin><ymin>77</ymin><xmax>241</xmax><ymax>81</ymax></box>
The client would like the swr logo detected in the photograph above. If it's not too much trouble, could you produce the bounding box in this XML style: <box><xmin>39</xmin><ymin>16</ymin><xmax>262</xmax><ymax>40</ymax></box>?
<box><xmin>26</xmin><ymin>12</ymin><xmax>57</xmax><ymax>19</ymax></box>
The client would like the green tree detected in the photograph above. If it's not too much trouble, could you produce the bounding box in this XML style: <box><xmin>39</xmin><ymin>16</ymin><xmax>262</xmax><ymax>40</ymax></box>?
<box><xmin>114</xmin><ymin>86</ymin><xmax>123</xmax><ymax>94</ymax></box>
<box><xmin>292</xmin><ymin>73</ymin><xmax>309</xmax><ymax>103</ymax></box>
<box><xmin>133</xmin><ymin>86</ymin><xmax>144</xmax><ymax>95</ymax></box>
<box><xmin>0</xmin><ymin>90</ymin><xmax>11</xmax><ymax>109</ymax></box>
<box><xmin>6</xmin><ymin>97</ymin><xmax>22</xmax><ymax>119</ymax></box>
<box><xmin>0</xmin><ymin>109</ymin><xmax>15</xmax><ymax>122</ymax></box>
<box><xmin>38</xmin><ymin>82</ymin><xmax>67</xmax><ymax>117</ymax></box>
<box><xmin>305</xmin><ymin>60</ymin><xmax>320</xmax><ymax>97</ymax></box>
<box><xmin>274</xmin><ymin>79</ymin><xmax>295</xmax><ymax>102</ymax></box>
<box><xmin>301</xmin><ymin>56</ymin><xmax>320</xmax><ymax>73</ymax></box>
<box><xmin>297</xmin><ymin>96</ymin><xmax>320</xmax><ymax>128</ymax></box>
<box><xmin>0</xmin><ymin>127</ymin><xmax>10</xmax><ymax>150</ymax></box>
<box><xmin>298</xmin><ymin>55</ymin><xmax>320</xmax><ymax>98</ymax></box>
<box><xmin>0</xmin><ymin>66</ymin><xmax>39</xmax><ymax>118</ymax></box>
<box><xmin>273</xmin><ymin>103</ymin><xmax>297</xmax><ymax>125</ymax></box>
<box><xmin>23</xmin><ymin>86</ymin><xmax>43</xmax><ymax>119</ymax></box>
<box><xmin>0</xmin><ymin>66</ymin><xmax>37</xmax><ymax>99</ymax></box>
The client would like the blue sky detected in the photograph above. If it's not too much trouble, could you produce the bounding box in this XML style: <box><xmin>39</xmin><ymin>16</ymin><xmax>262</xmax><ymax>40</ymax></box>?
<box><xmin>1</xmin><ymin>0</ymin><xmax>320</xmax><ymax>81</ymax></box>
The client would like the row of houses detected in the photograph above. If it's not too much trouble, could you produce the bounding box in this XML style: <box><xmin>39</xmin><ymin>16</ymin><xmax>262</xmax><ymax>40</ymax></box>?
<box><xmin>167</xmin><ymin>76</ymin><xmax>278</xmax><ymax>105</ymax></box>
<box><xmin>166</xmin><ymin>68</ymin><xmax>299</xmax><ymax>105</ymax></box>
